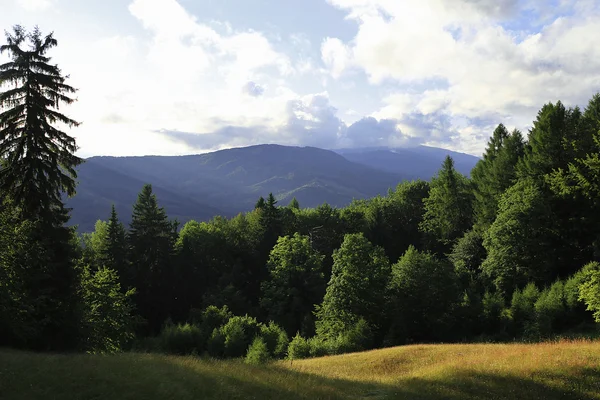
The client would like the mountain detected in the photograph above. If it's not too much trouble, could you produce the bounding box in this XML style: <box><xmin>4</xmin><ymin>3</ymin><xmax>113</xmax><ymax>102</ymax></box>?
<box><xmin>68</xmin><ymin>160</ymin><xmax>224</xmax><ymax>232</ymax></box>
<box><xmin>67</xmin><ymin>145</ymin><xmax>408</xmax><ymax>232</ymax></box>
<box><xmin>335</xmin><ymin>146</ymin><xmax>480</xmax><ymax>178</ymax></box>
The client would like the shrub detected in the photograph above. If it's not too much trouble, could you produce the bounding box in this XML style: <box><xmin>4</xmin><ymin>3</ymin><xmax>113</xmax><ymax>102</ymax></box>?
<box><xmin>510</xmin><ymin>283</ymin><xmax>540</xmax><ymax>337</ymax></box>
<box><xmin>207</xmin><ymin>328</ymin><xmax>225</xmax><ymax>358</ymax></box>
<box><xmin>578</xmin><ymin>262</ymin><xmax>600</xmax><ymax>323</ymax></box>
<box><xmin>245</xmin><ymin>337</ymin><xmax>270</xmax><ymax>365</ymax></box>
<box><xmin>287</xmin><ymin>333</ymin><xmax>311</xmax><ymax>360</ymax></box>
<box><xmin>158</xmin><ymin>323</ymin><xmax>203</xmax><ymax>355</ymax></box>
<box><xmin>308</xmin><ymin>336</ymin><xmax>330</xmax><ymax>358</ymax></box>
<box><xmin>333</xmin><ymin>319</ymin><xmax>373</xmax><ymax>354</ymax></box>
<box><xmin>535</xmin><ymin>281</ymin><xmax>567</xmax><ymax>336</ymax></box>
<box><xmin>220</xmin><ymin>315</ymin><xmax>261</xmax><ymax>358</ymax></box>
<box><xmin>260</xmin><ymin>322</ymin><xmax>289</xmax><ymax>359</ymax></box>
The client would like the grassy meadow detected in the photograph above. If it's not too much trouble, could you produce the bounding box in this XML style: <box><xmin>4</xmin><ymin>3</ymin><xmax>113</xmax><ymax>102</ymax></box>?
<box><xmin>1</xmin><ymin>340</ymin><xmax>599</xmax><ymax>400</ymax></box>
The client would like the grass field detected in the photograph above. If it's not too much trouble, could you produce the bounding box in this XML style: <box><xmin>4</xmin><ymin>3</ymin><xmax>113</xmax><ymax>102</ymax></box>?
<box><xmin>1</xmin><ymin>340</ymin><xmax>599</xmax><ymax>399</ymax></box>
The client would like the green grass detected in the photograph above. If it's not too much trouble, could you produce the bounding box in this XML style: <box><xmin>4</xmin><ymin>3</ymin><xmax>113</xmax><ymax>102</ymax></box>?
<box><xmin>1</xmin><ymin>340</ymin><xmax>600</xmax><ymax>399</ymax></box>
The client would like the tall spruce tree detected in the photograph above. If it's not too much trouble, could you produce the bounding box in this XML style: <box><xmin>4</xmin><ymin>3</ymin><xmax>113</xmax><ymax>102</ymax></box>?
<box><xmin>420</xmin><ymin>156</ymin><xmax>474</xmax><ymax>254</ymax></box>
<box><xmin>101</xmin><ymin>205</ymin><xmax>128</xmax><ymax>281</ymax></box>
<box><xmin>471</xmin><ymin>125</ymin><xmax>525</xmax><ymax>228</ymax></box>
<box><xmin>128</xmin><ymin>184</ymin><xmax>178</xmax><ymax>334</ymax></box>
<box><xmin>0</xmin><ymin>25</ymin><xmax>82</xmax><ymax>219</ymax></box>
<box><xmin>0</xmin><ymin>26</ymin><xmax>82</xmax><ymax>351</ymax></box>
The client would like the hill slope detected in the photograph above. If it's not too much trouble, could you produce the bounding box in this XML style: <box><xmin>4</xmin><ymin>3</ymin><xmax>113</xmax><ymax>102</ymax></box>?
<box><xmin>68</xmin><ymin>145</ymin><xmax>407</xmax><ymax>231</ymax></box>
<box><xmin>336</xmin><ymin>146</ymin><xmax>480</xmax><ymax>178</ymax></box>
<box><xmin>1</xmin><ymin>340</ymin><xmax>599</xmax><ymax>399</ymax></box>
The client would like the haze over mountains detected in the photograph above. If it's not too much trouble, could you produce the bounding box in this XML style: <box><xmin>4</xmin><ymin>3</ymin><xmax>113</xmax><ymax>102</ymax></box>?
<box><xmin>68</xmin><ymin>144</ymin><xmax>480</xmax><ymax>232</ymax></box>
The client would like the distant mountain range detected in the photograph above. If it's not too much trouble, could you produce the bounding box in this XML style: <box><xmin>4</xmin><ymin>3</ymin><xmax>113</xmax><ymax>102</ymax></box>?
<box><xmin>67</xmin><ymin>144</ymin><xmax>481</xmax><ymax>232</ymax></box>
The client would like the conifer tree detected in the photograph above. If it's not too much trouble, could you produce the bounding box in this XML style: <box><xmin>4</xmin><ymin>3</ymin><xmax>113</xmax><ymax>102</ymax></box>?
<box><xmin>128</xmin><ymin>184</ymin><xmax>178</xmax><ymax>334</ymax></box>
<box><xmin>420</xmin><ymin>156</ymin><xmax>474</xmax><ymax>254</ymax></box>
<box><xmin>0</xmin><ymin>26</ymin><xmax>82</xmax><ymax>350</ymax></box>
<box><xmin>0</xmin><ymin>25</ymin><xmax>82</xmax><ymax>219</ymax></box>
<box><xmin>101</xmin><ymin>205</ymin><xmax>128</xmax><ymax>282</ymax></box>
<box><xmin>471</xmin><ymin>125</ymin><xmax>524</xmax><ymax>228</ymax></box>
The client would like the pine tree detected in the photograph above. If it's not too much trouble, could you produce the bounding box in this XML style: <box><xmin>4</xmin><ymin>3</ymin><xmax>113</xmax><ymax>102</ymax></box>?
<box><xmin>128</xmin><ymin>184</ymin><xmax>178</xmax><ymax>334</ymax></box>
<box><xmin>0</xmin><ymin>26</ymin><xmax>82</xmax><ymax>351</ymax></box>
<box><xmin>0</xmin><ymin>25</ymin><xmax>82</xmax><ymax>219</ymax></box>
<box><xmin>102</xmin><ymin>205</ymin><xmax>128</xmax><ymax>282</ymax></box>
<box><xmin>471</xmin><ymin>125</ymin><xmax>524</xmax><ymax>228</ymax></box>
<box><xmin>420</xmin><ymin>156</ymin><xmax>474</xmax><ymax>254</ymax></box>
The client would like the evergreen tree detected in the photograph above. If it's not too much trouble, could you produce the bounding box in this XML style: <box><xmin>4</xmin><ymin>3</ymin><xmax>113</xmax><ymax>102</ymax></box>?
<box><xmin>517</xmin><ymin>101</ymin><xmax>582</xmax><ymax>180</ymax></box>
<box><xmin>288</xmin><ymin>197</ymin><xmax>300</xmax><ymax>210</ymax></box>
<box><xmin>128</xmin><ymin>184</ymin><xmax>178</xmax><ymax>334</ymax></box>
<box><xmin>420</xmin><ymin>156</ymin><xmax>474</xmax><ymax>254</ymax></box>
<box><xmin>0</xmin><ymin>26</ymin><xmax>82</xmax><ymax>219</ymax></box>
<box><xmin>0</xmin><ymin>26</ymin><xmax>82</xmax><ymax>351</ymax></box>
<box><xmin>471</xmin><ymin>125</ymin><xmax>525</xmax><ymax>228</ymax></box>
<box><xmin>102</xmin><ymin>205</ymin><xmax>128</xmax><ymax>280</ymax></box>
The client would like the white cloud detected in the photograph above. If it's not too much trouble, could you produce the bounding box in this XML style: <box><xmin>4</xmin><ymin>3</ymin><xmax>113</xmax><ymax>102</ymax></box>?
<box><xmin>324</xmin><ymin>0</ymin><xmax>600</xmax><ymax>155</ymax></box>
<box><xmin>321</xmin><ymin>37</ymin><xmax>353</xmax><ymax>79</ymax></box>
<box><xmin>16</xmin><ymin>0</ymin><xmax>53</xmax><ymax>11</ymax></box>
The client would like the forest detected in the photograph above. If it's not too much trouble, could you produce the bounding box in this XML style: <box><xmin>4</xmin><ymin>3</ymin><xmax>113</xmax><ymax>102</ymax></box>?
<box><xmin>1</xmin><ymin>26</ymin><xmax>600</xmax><ymax>364</ymax></box>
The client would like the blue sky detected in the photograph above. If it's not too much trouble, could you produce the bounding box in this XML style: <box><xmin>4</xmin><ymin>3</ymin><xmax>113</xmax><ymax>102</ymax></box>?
<box><xmin>3</xmin><ymin>0</ymin><xmax>600</xmax><ymax>157</ymax></box>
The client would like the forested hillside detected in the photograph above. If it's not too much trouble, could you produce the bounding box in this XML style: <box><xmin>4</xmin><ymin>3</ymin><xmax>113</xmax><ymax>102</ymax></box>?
<box><xmin>67</xmin><ymin>144</ymin><xmax>479</xmax><ymax>232</ymax></box>
<box><xmin>1</xmin><ymin>26</ymin><xmax>599</xmax><ymax>363</ymax></box>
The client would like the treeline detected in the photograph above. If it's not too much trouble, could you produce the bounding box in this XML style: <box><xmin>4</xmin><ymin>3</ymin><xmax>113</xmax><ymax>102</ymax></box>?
<box><xmin>1</xmin><ymin>26</ymin><xmax>600</xmax><ymax>361</ymax></box>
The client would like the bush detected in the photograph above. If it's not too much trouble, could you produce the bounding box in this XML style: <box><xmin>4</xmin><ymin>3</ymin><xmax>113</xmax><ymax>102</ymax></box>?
<box><xmin>245</xmin><ymin>337</ymin><xmax>270</xmax><ymax>365</ymax></box>
<box><xmin>308</xmin><ymin>336</ymin><xmax>330</xmax><ymax>358</ymax></box>
<box><xmin>578</xmin><ymin>262</ymin><xmax>600</xmax><ymax>322</ymax></box>
<box><xmin>510</xmin><ymin>283</ymin><xmax>540</xmax><ymax>337</ymax></box>
<box><xmin>535</xmin><ymin>281</ymin><xmax>567</xmax><ymax>336</ymax></box>
<box><xmin>333</xmin><ymin>319</ymin><xmax>373</xmax><ymax>354</ymax></box>
<box><xmin>260</xmin><ymin>322</ymin><xmax>289</xmax><ymax>359</ymax></box>
<box><xmin>287</xmin><ymin>333</ymin><xmax>311</xmax><ymax>360</ymax></box>
<box><xmin>220</xmin><ymin>315</ymin><xmax>261</xmax><ymax>358</ymax></box>
<box><xmin>207</xmin><ymin>328</ymin><xmax>225</xmax><ymax>358</ymax></box>
<box><xmin>158</xmin><ymin>323</ymin><xmax>203</xmax><ymax>355</ymax></box>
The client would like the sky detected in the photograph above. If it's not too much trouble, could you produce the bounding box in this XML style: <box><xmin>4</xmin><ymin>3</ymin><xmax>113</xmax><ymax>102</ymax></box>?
<box><xmin>2</xmin><ymin>0</ymin><xmax>600</xmax><ymax>157</ymax></box>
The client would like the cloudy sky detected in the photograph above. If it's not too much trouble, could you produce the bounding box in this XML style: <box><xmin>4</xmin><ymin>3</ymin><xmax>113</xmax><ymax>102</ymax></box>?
<box><xmin>3</xmin><ymin>0</ymin><xmax>600</xmax><ymax>157</ymax></box>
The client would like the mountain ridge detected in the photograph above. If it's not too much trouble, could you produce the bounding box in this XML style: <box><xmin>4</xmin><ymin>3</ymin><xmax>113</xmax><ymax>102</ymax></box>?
<box><xmin>67</xmin><ymin>144</ymin><xmax>480</xmax><ymax>232</ymax></box>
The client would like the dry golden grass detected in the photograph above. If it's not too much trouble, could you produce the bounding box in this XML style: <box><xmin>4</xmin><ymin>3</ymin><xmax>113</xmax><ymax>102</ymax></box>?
<box><xmin>280</xmin><ymin>339</ymin><xmax>600</xmax><ymax>399</ymax></box>
<box><xmin>1</xmin><ymin>339</ymin><xmax>599</xmax><ymax>399</ymax></box>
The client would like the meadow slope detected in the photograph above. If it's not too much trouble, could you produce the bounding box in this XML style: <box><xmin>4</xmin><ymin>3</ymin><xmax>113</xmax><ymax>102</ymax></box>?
<box><xmin>1</xmin><ymin>340</ymin><xmax>599</xmax><ymax>400</ymax></box>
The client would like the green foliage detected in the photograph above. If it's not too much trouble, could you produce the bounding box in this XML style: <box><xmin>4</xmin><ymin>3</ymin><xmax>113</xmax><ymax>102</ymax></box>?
<box><xmin>0</xmin><ymin>199</ymin><xmax>81</xmax><ymax>351</ymax></box>
<box><xmin>207</xmin><ymin>328</ymin><xmax>226</xmax><ymax>358</ymax></box>
<box><xmin>471</xmin><ymin>125</ymin><xmax>525</xmax><ymax>228</ymax></box>
<box><xmin>388</xmin><ymin>246</ymin><xmax>460</xmax><ymax>343</ymax></box>
<box><xmin>420</xmin><ymin>156</ymin><xmax>474</xmax><ymax>253</ymax></box>
<box><xmin>482</xmin><ymin>179</ymin><xmax>560</xmax><ymax>294</ymax></box>
<box><xmin>259</xmin><ymin>322</ymin><xmax>289</xmax><ymax>358</ymax></box>
<box><xmin>219</xmin><ymin>315</ymin><xmax>261</xmax><ymax>358</ymax></box>
<box><xmin>79</xmin><ymin>266</ymin><xmax>136</xmax><ymax>353</ymax></box>
<box><xmin>287</xmin><ymin>333</ymin><xmax>311</xmax><ymax>360</ymax></box>
<box><xmin>332</xmin><ymin>318</ymin><xmax>373</xmax><ymax>354</ymax></box>
<box><xmin>245</xmin><ymin>337</ymin><xmax>271</xmax><ymax>365</ymax></box>
<box><xmin>128</xmin><ymin>184</ymin><xmax>179</xmax><ymax>334</ymax></box>
<box><xmin>534</xmin><ymin>281</ymin><xmax>568</xmax><ymax>336</ymax></box>
<box><xmin>157</xmin><ymin>323</ymin><xmax>203</xmax><ymax>355</ymax></box>
<box><xmin>578</xmin><ymin>262</ymin><xmax>600</xmax><ymax>322</ymax></box>
<box><xmin>261</xmin><ymin>233</ymin><xmax>325</xmax><ymax>336</ymax></box>
<box><xmin>481</xmin><ymin>291</ymin><xmax>508</xmax><ymax>336</ymax></box>
<box><xmin>315</xmin><ymin>233</ymin><xmax>390</xmax><ymax>340</ymax></box>
<box><xmin>449</xmin><ymin>229</ymin><xmax>486</xmax><ymax>284</ymax></box>
<box><xmin>0</xmin><ymin>26</ymin><xmax>83</xmax><ymax>220</ymax></box>
<box><xmin>510</xmin><ymin>283</ymin><xmax>540</xmax><ymax>337</ymax></box>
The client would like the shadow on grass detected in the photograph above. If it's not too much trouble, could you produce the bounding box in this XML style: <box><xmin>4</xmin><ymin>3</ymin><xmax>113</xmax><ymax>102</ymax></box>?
<box><xmin>1</xmin><ymin>350</ymin><xmax>598</xmax><ymax>400</ymax></box>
